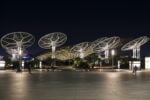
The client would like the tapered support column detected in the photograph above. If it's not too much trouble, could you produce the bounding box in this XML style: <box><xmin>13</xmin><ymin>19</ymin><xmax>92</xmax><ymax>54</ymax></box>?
<box><xmin>133</xmin><ymin>48</ymin><xmax>136</xmax><ymax>59</ymax></box>
<box><xmin>137</xmin><ymin>48</ymin><xmax>140</xmax><ymax>59</ymax></box>
<box><xmin>105</xmin><ymin>50</ymin><xmax>109</xmax><ymax>59</ymax></box>
<box><xmin>39</xmin><ymin>61</ymin><xmax>42</xmax><ymax>69</ymax></box>
<box><xmin>79</xmin><ymin>48</ymin><xmax>84</xmax><ymax>59</ymax></box>
<box><xmin>52</xmin><ymin>46</ymin><xmax>56</xmax><ymax>67</ymax></box>
<box><xmin>132</xmin><ymin>48</ymin><xmax>140</xmax><ymax>59</ymax></box>
<box><xmin>52</xmin><ymin>46</ymin><xmax>56</xmax><ymax>59</ymax></box>
<box><xmin>17</xmin><ymin>47</ymin><xmax>22</xmax><ymax>72</ymax></box>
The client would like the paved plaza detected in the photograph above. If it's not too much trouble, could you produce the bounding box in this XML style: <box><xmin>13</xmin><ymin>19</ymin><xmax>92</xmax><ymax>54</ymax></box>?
<box><xmin>0</xmin><ymin>70</ymin><xmax>150</xmax><ymax>100</ymax></box>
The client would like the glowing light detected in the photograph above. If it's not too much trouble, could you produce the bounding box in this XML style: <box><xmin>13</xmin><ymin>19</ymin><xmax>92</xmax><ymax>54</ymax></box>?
<box><xmin>39</xmin><ymin>61</ymin><xmax>42</xmax><ymax>69</ymax></box>
<box><xmin>129</xmin><ymin>61</ymin><xmax>141</xmax><ymax>70</ymax></box>
<box><xmin>118</xmin><ymin>60</ymin><xmax>120</xmax><ymax>69</ymax></box>
<box><xmin>19</xmin><ymin>48</ymin><xmax>22</xmax><ymax>55</ymax></box>
<box><xmin>145</xmin><ymin>57</ymin><xmax>150</xmax><ymax>69</ymax></box>
<box><xmin>52</xmin><ymin>46</ymin><xmax>56</xmax><ymax>59</ymax></box>
<box><xmin>111</xmin><ymin>49</ymin><xmax>115</xmax><ymax>56</ymax></box>
<box><xmin>0</xmin><ymin>61</ymin><xmax>5</xmax><ymax>68</ymax></box>
<box><xmin>22</xmin><ymin>61</ymin><xmax>24</xmax><ymax>68</ymax></box>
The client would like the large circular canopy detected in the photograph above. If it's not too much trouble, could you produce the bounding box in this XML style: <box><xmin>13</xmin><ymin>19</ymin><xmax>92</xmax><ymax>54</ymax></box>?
<box><xmin>70</xmin><ymin>42</ymin><xmax>93</xmax><ymax>58</ymax></box>
<box><xmin>90</xmin><ymin>37</ymin><xmax>107</xmax><ymax>48</ymax></box>
<box><xmin>93</xmin><ymin>36</ymin><xmax>120</xmax><ymax>53</ymax></box>
<box><xmin>1</xmin><ymin>32</ymin><xmax>35</xmax><ymax>49</ymax></box>
<box><xmin>38</xmin><ymin>32</ymin><xmax>67</xmax><ymax>49</ymax></box>
<box><xmin>71</xmin><ymin>42</ymin><xmax>89</xmax><ymax>53</ymax></box>
<box><xmin>121</xmin><ymin>36</ymin><xmax>149</xmax><ymax>51</ymax></box>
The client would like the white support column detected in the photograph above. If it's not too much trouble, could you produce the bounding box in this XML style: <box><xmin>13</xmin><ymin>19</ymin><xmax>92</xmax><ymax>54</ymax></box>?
<box><xmin>79</xmin><ymin>48</ymin><xmax>84</xmax><ymax>59</ymax></box>
<box><xmin>136</xmin><ymin>48</ymin><xmax>140</xmax><ymax>59</ymax></box>
<box><xmin>118</xmin><ymin>60</ymin><xmax>120</xmax><ymax>69</ymax></box>
<box><xmin>133</xmin><ymin>49</ymin><xmax>136</xmax><ymax>58</ymax></box>
<box><xmin>39</xmin><ymin>61</ymin><xmax>42</xmax><ymax>69</ymax></box>
<box><xmin>129</xmin><ymin>61</ymin><xmax>132</xmax><ymax>70</ymax></box>
<box><xmin>17</xmin><ymin>46</ymin><xmax>22</xmax><ymax>72</ymax></box>
<box><xmin>22</xmin><ymin>61</ymin><xmax>24</xmax><ymax>68</ymax></box>
<box><xmin>12</xmin><ymin>54</ymin><xmax>16</xmax><ymax>61</ymax></box>
<box><xmin>98</xmin><ymin>53</ymin><xmax>102</xmax><ymax>67</ymax></box>
<box><xmin>111</xmin><ymin>49</ymin><xmax>115</xmax><ymax>68</ymax></box>
<box><xmin>104</xmin><ymin>44</ymin><xmax>109</xmax><ymax>59</ymax></box>
<box><xmin>22</xmin><ymin>61</ymin><xmax>25</xmax><ymax>71</ymax></box>
<box><xmin>105</xmin><ymin>50</ymin><xmax>109</xmax><ymax>59</ymax></box>
<box><xmin>52</xmin><ymin>46</ymin><xmax>56</xmax><ymax>59</ymax></box>
<box><xmin>51</xmin><ymin>45</ymin><xmax>56</xmax><ymax>67</ymax></box>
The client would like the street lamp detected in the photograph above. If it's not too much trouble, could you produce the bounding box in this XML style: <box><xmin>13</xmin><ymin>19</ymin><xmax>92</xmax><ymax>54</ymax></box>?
<box><xmin>111</xmin><ymin>49</ymin><xmax>115</xmax><ymax>68</ymax></box>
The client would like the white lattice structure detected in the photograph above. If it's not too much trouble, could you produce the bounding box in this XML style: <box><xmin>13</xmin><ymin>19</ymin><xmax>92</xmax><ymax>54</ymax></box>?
<box><xmin>1</xmin><ymin>32</ymin><xmax>35</xmax><ymax>71</ymax></box>
<box><xmin>121</xmin><ymin>36</ymin><xmax>149</xmax><ymax>59</ymax></box>
<box><xmin>71</xmin><ymin>42</ymin><xmax>92</xmax><ymax>59</ymax></box>
<box><xmin>93</xmin><ymin>36</ymin><xmax>120</xmax><ymax>59</ymax></box>
<box><xmin>38</xmin><ymin>32</ymin><xmax>67</xmax><ymax>66</ymax></box>
<box><xmin>90</xmin><ymin>37</ymin><xmax>107</xmax><ymax>48</ymax></box>
<box><xmin>1</xmin><ymin>32</ymin><xmax>35</xmax><ymax>50</ymax></box>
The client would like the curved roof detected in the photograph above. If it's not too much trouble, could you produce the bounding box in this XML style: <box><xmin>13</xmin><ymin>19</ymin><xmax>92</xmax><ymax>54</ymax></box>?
<box><xmin>93</xmin><ymin>36</ymin><xmax>120</xmax><ymax>53</ymax></box>
<box><xmin>38</xmin><ymin>32</ymin><xmax>67</xmax><ymax>49</ymax></box>
<box><xmin>1</xmin><ymin>32</ymin><xmax>35</xmax><ymax>49</ymax></box>
<box><xmin>70</xmin><ymin>42</ymin><xmax>93</xmax><ymax>58</ymax></box>
<box><xmin>121</xmin><ymin>36</ymin><xmax>149</xmax><ymax>51</ymax></box>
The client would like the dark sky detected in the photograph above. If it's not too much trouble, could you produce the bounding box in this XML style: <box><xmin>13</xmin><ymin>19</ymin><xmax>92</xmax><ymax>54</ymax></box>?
<box><xmin>1</xmin><ymin>1</ymin><xmax>150</xmax><ymax>56</ymax></box>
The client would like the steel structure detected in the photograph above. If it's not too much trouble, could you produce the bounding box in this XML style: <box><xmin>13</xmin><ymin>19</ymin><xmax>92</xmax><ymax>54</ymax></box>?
<box><xmin>90</xmin><ymin>37</ymin><xmax>108</xmax><ymax>58</ymax></box>
<box><xmin>90</xmin><ymin>37</ymin><xmax>107</xmax><ymax>48</ymax></box>
<box><xmin>1</xmin><ymin>32</ymin><xmax>35</xmax><ymax>71</ymax></box>
<box><xmin>38</xmin><ymin>32</ymin><xmax>67</xmax><ymax>66</ymax></box>
<box><xmin>93</xmin><ymin>36</ymin><xmax>120</xmax><ymax>59</ymax></box>
<box><xmin>121</xmin><ymin>36</ymin><xmax>149</xmax><ymax>59</ymax></box>
<box><xmin>70</xmin><ymin>42</ymin><xmax>92</xmax><ymax>59</ymax></box>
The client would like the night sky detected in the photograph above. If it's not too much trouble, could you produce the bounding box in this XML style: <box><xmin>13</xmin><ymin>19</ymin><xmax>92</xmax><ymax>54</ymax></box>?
<box><xmin>1</xmin><ymin>1</ymin><xmax>150</xmax><ymax>56</ymax></box>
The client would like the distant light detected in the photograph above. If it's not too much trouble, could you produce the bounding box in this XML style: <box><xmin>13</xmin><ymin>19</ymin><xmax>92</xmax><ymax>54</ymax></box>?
<box><xmin>19</xmin><ymin>49</ymin><xmax>22</xmax><ymax>55</ymax></box>
<box><xmin>22</xmin><ymin>61</ymin><xmax>24</xmax><ymax>67</ymax></box>
<box><xmin>111</xmin><ymin>49</ymin><xmax>115</xmax><ymax>56</ymax></box>
<box><xmin>79</xmin><ymin>48</ymin><xmax>84</xmax><ymax>59</ymax></box>
<box><xmin>145</xmin><ymin>57</ymin><xmax>150</xmax><ymax>69</ymax></box>
<box><xmin>0</xmin><ymin>61</ymin><xmax>5</xmax><ymax>68</ymax></box>
<box><xmin>80</xmin><ymin>52</ymin><xmax>84</xmax><ymax>59</ymax></box>
<box><xmin>39</xmin><ymin>61</ymin><xmax>42</xmax><ymax>69</ymax></box>
<box><xmin>79</xmin><ymin>48</ymin><xmax>83</xmax><ymax>53</ymax></box>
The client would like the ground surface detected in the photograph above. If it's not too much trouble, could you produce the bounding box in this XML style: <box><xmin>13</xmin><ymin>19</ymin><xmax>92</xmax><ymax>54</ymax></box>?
<box><xmin>0</xmin><ymin>70</ymin><xmax>150</xmax><ymax>100</ymax></box>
